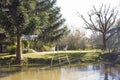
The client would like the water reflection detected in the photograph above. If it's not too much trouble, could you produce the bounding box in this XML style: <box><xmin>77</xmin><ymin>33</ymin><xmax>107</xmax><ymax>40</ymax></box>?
<box><xmin>0</xmin><ymin>64</ymin><xmax>120</xmax><ymax>80</ymax></box>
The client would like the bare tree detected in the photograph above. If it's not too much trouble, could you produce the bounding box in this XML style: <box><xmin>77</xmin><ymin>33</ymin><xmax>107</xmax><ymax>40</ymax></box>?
<box><xmin>80</xmin><ymin>5</ymin><xmax>118</xmax><ymax>50</ymax></box>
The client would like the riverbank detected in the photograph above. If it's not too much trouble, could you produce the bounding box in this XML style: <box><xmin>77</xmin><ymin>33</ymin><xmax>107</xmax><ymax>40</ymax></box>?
<box><xmin>101</xmin><ymin>52</ymin><xmax>120</xmax><ymax>64</ymax></box>
<box><xmin>0</xmin><ymin>50</ymin><xmax>103</xmax><ymax>67</ymax></box>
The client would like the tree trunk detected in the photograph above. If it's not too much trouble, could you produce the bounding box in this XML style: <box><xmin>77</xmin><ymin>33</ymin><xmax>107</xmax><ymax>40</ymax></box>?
<box><xmin>16</xmin><ymin>33</ymin><xmax>22</xmax><ymax>64</ymax></box>
<box><xmin>103</xmin><ymin>34</ymin><xmax>106</xmax><ymax>50</ymax></box>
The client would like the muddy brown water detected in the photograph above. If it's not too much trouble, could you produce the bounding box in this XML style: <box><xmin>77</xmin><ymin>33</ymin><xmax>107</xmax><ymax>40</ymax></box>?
<box><xmin>0</xmin><ymin>63</ymin><xmax>120</xmax><ymax>80</ymax></box>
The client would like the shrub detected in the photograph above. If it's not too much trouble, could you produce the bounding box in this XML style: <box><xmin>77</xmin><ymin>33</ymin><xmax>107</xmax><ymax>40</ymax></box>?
<box><xmin>41</xmin><ymin>45</ymin><xmax>50</xmax><ymax>51</ymax></box>
<box><xmin>23</xmin><ymin>49</ymin><xmax>34</xmax><ymax>54</ymax></box>
<box><xmin>22</xmin><ymin>40</ymin><xmax>30</xmax><ymax>48</ymax></box>
<box><xmin>7</xmin><ymin>45</ymin><xmax>17</xmax><ymax>54</ymax></box>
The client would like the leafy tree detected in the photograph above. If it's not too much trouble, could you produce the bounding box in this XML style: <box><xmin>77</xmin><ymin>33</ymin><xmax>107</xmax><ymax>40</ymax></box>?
<box><xmin>0</xmin><ymin>0</ymin><xmax>68</xmax><ymax>63</ymax></box>
<box><xmin>80</xmin><ymin>5</ymin><xmax>118</xmax><ymax>50</ymax></box>
<box><xmin>0</xmin><ymin>0</ymin><xmax>36</xmax><ymax>64</ymax></box>
<box><xmin>36</xmin><ymin>0</ymin><xmax>69</xmax><ymax>43</ymax></box>
<box><xmin>24</xmin><ymin>0</ymin><xmax>69</xmax><ymax>50</ymax></box>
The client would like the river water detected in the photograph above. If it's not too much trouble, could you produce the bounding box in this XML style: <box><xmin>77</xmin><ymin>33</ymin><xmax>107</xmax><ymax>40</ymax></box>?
<box><xmin>0</xmin><ymin>63</ymin><xmax>120</xmax><ymax>80</ymax></box>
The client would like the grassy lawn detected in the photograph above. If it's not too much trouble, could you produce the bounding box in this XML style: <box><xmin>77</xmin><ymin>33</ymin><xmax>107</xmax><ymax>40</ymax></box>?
<box><xmin>0</xmin><ymin>50</ymin><xmax>103</xmax><ymax>66</ymax></box>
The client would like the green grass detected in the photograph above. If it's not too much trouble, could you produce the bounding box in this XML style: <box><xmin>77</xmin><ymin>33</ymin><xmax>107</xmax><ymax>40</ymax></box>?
<box><xmin>0</xmin><ymin>50</ymin><xmax>103</xmax><ymax>66</ymax></box>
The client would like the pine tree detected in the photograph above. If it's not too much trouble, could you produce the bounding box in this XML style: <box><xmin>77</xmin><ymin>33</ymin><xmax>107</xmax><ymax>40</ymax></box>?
<box><xmin>0</xmin><ymin>0</ymin><xmax>36</xmax><ymax>64</ymax></box>
<box><xmin>0</xmin><ymin>0</ymin><xmax>69</xmax><ymax>62</ymax></box>
<box><xmin>23</xmin><ymin>0</ymin><xmax>69</xmax><ymax>49</ymax></box>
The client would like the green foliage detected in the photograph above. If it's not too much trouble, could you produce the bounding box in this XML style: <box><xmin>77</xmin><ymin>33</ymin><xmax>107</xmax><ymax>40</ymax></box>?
<box><xmin>40</xmin><ymin>43</ymin><xmax>54</xmax><ymax>51</ymax></box>
<box><xmin>7</xmin><ymin>45</ymin><xmax>17</xmax><ymax>54</ymax></box>
<box><xmin>0</xmin><ymin>33</ymin><xmax>6</xmax><ymax>41</ymax></box>
<box><xmin>22</xmin><ymin>40</ymin><xmax>30</xmax><ymax>48</ymax></box>
<box><xmin>0</xmin><ymin>0</ymin><xmax>68</xmax><ymax>63</ymax></box>
<box><xmin>41</xmin><ymin>45</ymin><xmax>50</xmax><ymax>51</ymax></box>
<box><xmin>0</xmin><ymin>0</ymin><xmax>33</xmax><ymax>63</ymax></box>
<box><xmin>0</xmin><ymin>57</ymin><xmax>16</xmax><ymax>66</ymax></box>
<box><xmin>34</xmin><ymin>0</ymin><xmax>69</xmax><ymax>45</ymax></box>
<box><xmin>23</xmin><ymin>16</ymin><xmax>40</xmax><ymax>35</ymax></box>
<box><xmin>23</xmin><ymin>49</ymin><xmax>34</xmax><ymax>54</ymax></box>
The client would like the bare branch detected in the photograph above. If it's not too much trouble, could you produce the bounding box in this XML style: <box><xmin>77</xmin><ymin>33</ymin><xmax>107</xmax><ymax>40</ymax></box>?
<box><xmin>106</xmin><ymin>32</ymin><xmax>115</xmax><ymax>40</ymax></box>
<box><xmin>96</xmin><ymin>12</ymin><xmax>105</xmax><ymax>31</ymax></box>
<box><xmin>106</xmin><ymin>11</ymin><xmax>118</xmax><ymax>31</ymax></box>
<box><xmin>81</xmin><ymin>15</ymin><xmax>92</xmax><ymax>27</ymax></box>
<box><xmin>79</xmin><ymin>4</ymin><xmax>118</xmax><ymax>50</ymax></box>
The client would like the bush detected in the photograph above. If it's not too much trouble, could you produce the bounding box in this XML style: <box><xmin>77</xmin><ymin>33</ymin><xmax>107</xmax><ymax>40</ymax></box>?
<box><xmin>23</xmin><ymin>49</ymin><xmax>34</xmax><ymax>54</ymax></box>
<box><xmin>7</xmin><ymin>45</ymin><xmax>17</xmax><ymax>54</ymax></box>
<box><xmin>0</xmin><ymin>57</ymin><xmax>16</xmax><ymax>66</ymax></box>
<box><xmin>41</xmin><ymin>45</ymin><xmax>50</xmax><ymax>51</ymax></box>
<box><xmin>22</xmin><ymin>40</ymin><xmax>30</xmax><ymax>48</ymax></box>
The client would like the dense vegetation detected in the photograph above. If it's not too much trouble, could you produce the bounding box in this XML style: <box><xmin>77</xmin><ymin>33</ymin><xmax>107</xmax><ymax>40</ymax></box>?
<box><xmin>0</xmin><ymin>0</ymin><xmax>68</xmax><ymax>64</ymax></box>
<box><xmin>0</xmin><ymin>1</ymin><xmax>120</xmax><ymax>66</ymax></box>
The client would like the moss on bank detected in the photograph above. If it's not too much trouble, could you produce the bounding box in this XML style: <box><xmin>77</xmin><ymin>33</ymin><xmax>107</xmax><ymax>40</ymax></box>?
<box><xmin>0</xmin><ymin>50</ymin><xmax>103</xmax><ymax>66</ymax></box>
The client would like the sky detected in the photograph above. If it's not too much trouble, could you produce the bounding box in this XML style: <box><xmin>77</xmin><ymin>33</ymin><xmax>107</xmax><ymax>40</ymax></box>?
<box><xmin>56</xmin><ymin>0</ymin><xmax>120</xmax><ymax>37</ymax></box>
